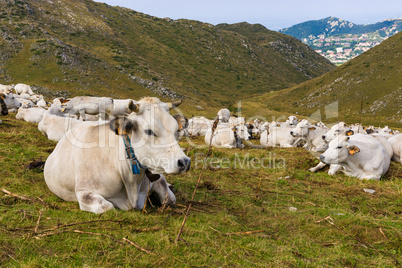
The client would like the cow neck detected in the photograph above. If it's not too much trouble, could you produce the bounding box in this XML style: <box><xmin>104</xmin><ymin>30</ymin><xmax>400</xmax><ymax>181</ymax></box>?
<box><xmin>121</xmin><ymin>134</ymin><xmax>147</xmax><ymax>174</ymax></box>
<box><xmin>232</xmin><ymin>127</ymin><xmax>243</xmax><ymax>148</ymax></box>
<box><xmin>0</xmin><ymin>97</ymin><xmax>7</xmax><ymax>116</ymax></box>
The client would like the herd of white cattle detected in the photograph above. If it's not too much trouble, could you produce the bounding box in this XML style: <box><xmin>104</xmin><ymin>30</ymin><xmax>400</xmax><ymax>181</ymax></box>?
<box><xmin>190</xmin><ymin>108</ymin><xmax>401</xmax><ymax>181</ymax></box>
<box><xmin>0</xmin><ymin>83</ymin><xmax>401</xmax><ymax>213</ymax></box>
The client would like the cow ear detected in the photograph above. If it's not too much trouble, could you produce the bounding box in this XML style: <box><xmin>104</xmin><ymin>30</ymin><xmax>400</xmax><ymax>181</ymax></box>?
<box><xmin>346</xmin><ymin>130</ymin><xmax>354</xmax><ymax>136</ymax></box>
<box><xmin>347</xmin><ymin>145</ymin><xmax>360</xmax><ymax>155</ymax></box>
<box><xmin>309</xmin><ymin>126</ymin><xmax>316</xmax><ymax>131</ymax></box>
<box><xmin>110</xmin><ymin>117</ymin><xmax>137</xmax><ymax>135</ymax></box>
<box><xmin>145</xmin><ymin>169</ymin><xmax>161</xmax><ymax>182</ymax></box>
<box><xmin>128</xmin><ymin>100</ymin><xmax>140</xmax><ymax>113</ymax></box>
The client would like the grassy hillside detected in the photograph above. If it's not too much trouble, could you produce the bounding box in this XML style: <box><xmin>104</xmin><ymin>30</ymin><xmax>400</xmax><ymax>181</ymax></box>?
<box><xmin>0</xmin><ymin>0</ymin><xmax>334</xmax><ymax>116</ymax></box>
<box><xmin>244</xmin><ymin>32</ymin><xmax>402</xmax><ymax>127</ymax></box>
<box><xmin>1</xmin><ymin>116</ymin><xmax>401</xmax><ymax>266</ymax></box>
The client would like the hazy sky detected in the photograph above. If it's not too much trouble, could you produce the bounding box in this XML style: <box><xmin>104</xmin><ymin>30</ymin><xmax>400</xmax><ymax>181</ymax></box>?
<box><xmin>95</xmin><ymin>0</ymin><xmax>402</xmax><ymax>30</ymax></box>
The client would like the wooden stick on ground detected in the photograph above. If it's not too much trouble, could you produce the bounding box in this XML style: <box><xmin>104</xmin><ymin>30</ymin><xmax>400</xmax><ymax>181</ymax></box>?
<box><xmin>34</xmin><ymin>209</ymin><xmax>43</xmax><ymax>233</ymax></box>
<box><xmin>123</xmin><ymin>237</ymin><xmax>154</xmax><ymax>255</ymax></box>
<box><xmin>174</xmin><ymin>118</ymin><xmax>219</xmax><ymax>244</ymax></box>
<box><xmin>379</xmin><ymin>228</ymin><xmax>388</xmax><ymax>240</ymax></box>
<box><xmin>2</xmin><ymin>188</ymin><xmax>32</xmax><ymax>201</ymax></box>
<box><xmin>73</xmin><ymin>230</ymin><xmax>124</xmax><ymax>245</ymax></box>
<box><xmin>142</xmin><ymin>181</ymin><xmax>151</xmax><ymax>214</ymax></box>
<box><xmin>225</xmin><ymin>230</ymin><xmax>265</xmax><ymax>236</ymax></box>
<box><xmin>1</xmin><ymin>188</ymin><xmax>59</xmax><ymax>209</ymax></box>
<box><xmin>35</xmin><ymin>230</ymin><xmax>70</xmax><ymax>239</ymax></box>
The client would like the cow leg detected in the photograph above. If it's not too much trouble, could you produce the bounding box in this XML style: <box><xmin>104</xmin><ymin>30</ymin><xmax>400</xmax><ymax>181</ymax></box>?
<box><xmin>99</xmin><ymin>112</ymin><xmax>106</xmax><ymax>121</ymax></box>
<box><xmin>76</xmin><ymin>190</ymin><xmax>114</xmax><ymax>214</ymax></box>
<box><xmin>79</xmin><ymin>110</ymin><xmax>86</xmax><ymax>121</ymax></box>
<box><xmin>309</xmin><ymin>161</ymin><xmax>327</xmax><ymax>172</ymax></box>
<box><xmin>328</xmin><ymin>164</ymin><xmax>342</xmax><ymax>176</ymax></box>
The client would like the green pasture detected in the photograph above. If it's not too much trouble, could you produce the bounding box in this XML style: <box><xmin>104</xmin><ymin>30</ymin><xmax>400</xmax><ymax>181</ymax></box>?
<box><xmin>0</xmin><ymin>116</ymin><xmax>401</xmax><ymax>267</ymax></box>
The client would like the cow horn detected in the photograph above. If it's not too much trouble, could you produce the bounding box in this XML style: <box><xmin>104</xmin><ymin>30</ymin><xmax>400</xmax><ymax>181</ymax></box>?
<box><xmin>129</xmin><ymin>100</ymin><xmax>140</xmax><ymax>113</ymax></box>
<box><xmin>168</xmin><ymin>99</ymin><xmax>182</xmax><ymax>110</ymax></box>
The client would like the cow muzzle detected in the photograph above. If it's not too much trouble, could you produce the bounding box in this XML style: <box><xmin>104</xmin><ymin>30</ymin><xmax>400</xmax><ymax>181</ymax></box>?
<box><xmin>319</xmin><ymin>155</ymin><xmax>326</xmax><ymax>164</ymax></box>
<box><xmin>177</xmin><ymin>157</ymin><xmax>191</xmax><ymax>173</ymax></box>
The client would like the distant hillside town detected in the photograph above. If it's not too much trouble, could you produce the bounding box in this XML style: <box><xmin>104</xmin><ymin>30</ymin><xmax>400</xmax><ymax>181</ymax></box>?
<box><xmin>280</xmin><ymin>17</ymin><xmax>402</xmax><ymax>65</ymax></box>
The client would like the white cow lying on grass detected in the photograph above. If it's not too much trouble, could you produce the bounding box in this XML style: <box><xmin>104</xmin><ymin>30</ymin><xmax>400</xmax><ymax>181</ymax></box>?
<box><xmin>290</xmin><ymin>119</ymin><xmax>328</xmax><ymax>152</ymax></box>
<box><xmin>38</xmin><ymin>113</ymin><xmax>81</xmax><ymax>141</ymax></box>
<box><xmin>15</xmin><ymin>96</ymin><xmax>35</xmax><ymax>109</ymax></box>
<box><xmin>0</xmin><ymin>84</ymin><xmax>13</xmax><ymax>94</ymax></box>
<box><xmin>205</xmin><ymin>123</ymin><xmax>249</xmax><ymax>148</ymax></box>
<box><xmin>261</xmin><ymin>126</ymin><xmax>298</xmax><ymax>148</ymax></box>
<box><xmin>36</xmin><ymin>97</ymin><xmax>47</xmax><ymax>108</ymax></box>
<box><xmin>229</xmin><ymin>116</ymin><xmax>246</xmax><ymax>126</ymax></box>
<box><xmin>310</xmin><ymin>122</ymin><xmax>351</xmax><ymax>173</ymax></box>
<box><xmin>44</xmin><ymin>97</ymin><xmax>190</xmax><ymax>214</ymax></box>
<box><xmin>16</xmin><ymin>107</ymin><xmax>46</xmax><ymax>123</ymax></box>
<box><xmin>14</xmin><ymin>83</ymin><xmax>34</xmax><ymax>95</ymax></box>
<box><xmin>188</xmin><ymin>117</ymin><xmax>213</xmax><ymax>136</ymax></box>
<box><xmin>62</xmin><ymin>96</ymin><xmax>114</xmax><ymax>121</ymax></box>
<box><xmin>319</xmin><ymin>134</ymin><xmax>390</xmax><ymax>180</ymax></box>
<box><xmin>388</xmin><ymin>134</ymin><xmax>402</xmax><ymax>163</ymax></box>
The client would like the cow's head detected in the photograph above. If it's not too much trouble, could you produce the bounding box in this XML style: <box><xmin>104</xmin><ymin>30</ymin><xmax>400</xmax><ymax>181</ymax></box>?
<box><xmin>319</xmin><ymin>135</ymin><xmax>360</xmax><ymax>164</ymax></box>
<box><xmin>3</xmin><ymin>93</ymin><xmax>22</xmax><ymax>110</ymax></box>
<box><xmin>287</xmin><ymin>115</ymin><xmax>298</xmax><ymax>126</ymax></box>
<box><xmin>217</xmin><ymin>108</ymin><xmax>230</xmax><ymax>123</ymax></box>
<box><xmin>235</xmin><ymin>124</ymin><xmax>250</xmax><ymax>141</ymax></box>
<box><xmin>322</xmin><ymin>122</ymin><xmax>349</xmax><ymax>143</ymax></box>
<box><xmin>172</xmin><ymin>114</ymin><xmax>189</xmax><ymax>141</ymax></box>
<box><xmin>290</xmin><ymin>119</ymin><xmax>315</xmax><ymax>137</ymax></box>
<box><xmin>110</xmin><ymin>97</ymin><xmax>190</xmax><ymax>174</ymax></box>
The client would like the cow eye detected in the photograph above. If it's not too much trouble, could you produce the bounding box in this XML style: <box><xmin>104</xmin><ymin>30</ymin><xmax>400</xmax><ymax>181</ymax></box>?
<box><xmin>337</xmin><ymin>146</ymin><xmax>342</xmax><ymax>149</ymax></box>
<box><xmin>144</xmin><ymin>129</ymin><xmax>156</xmax><ymax>136</ymax></box>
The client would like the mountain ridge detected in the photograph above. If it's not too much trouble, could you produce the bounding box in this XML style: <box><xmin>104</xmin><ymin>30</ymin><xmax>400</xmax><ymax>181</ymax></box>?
<box><xmin>0</xmin><ymin>0</ymin><xmax>334</xmax><ymax>115</ymax></box>
<box><xmin>279</xmin><ymin>17</ymin><xmax>402</xmax><ymax>39</ymax></box>
<box><xmin>243</xmin><ymin>31</ymin><xmax>402</xmax><ymax>126</ymax></box>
